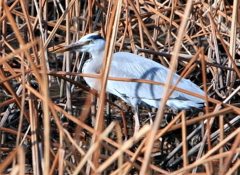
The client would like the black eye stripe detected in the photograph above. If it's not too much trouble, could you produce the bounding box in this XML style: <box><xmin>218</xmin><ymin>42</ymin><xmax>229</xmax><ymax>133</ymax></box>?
<box><xmin>87</xmin><ymin>34</ymin><xmax>104</xmax><ymax>40</ymax></box>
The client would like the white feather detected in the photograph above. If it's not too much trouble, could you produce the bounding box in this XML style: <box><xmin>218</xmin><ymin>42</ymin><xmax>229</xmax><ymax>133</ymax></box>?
<box><xmin>77</xmin><ymin>33</ymin><xmax>204</xmax><ymax>110</ymax></box>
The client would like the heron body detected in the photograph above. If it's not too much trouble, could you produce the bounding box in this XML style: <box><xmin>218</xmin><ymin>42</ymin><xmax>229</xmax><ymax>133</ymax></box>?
<box><xmin>54</xmin><ymin>33</ymin><xmax>205</xmax><ymax>131</ymax></box>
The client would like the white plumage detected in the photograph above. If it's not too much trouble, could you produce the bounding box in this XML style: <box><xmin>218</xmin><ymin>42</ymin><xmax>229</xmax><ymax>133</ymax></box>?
<box><xmin>54</xmin><ymin>33</ymin><xmax>205</xmax><ymax>131</ymax></box>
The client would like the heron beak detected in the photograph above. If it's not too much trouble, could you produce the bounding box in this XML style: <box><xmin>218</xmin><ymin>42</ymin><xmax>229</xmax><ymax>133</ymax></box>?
<box><xmin>52</xmin><ymin>41</ymin><xmax>86</xmax><ymax>53</ymax></box>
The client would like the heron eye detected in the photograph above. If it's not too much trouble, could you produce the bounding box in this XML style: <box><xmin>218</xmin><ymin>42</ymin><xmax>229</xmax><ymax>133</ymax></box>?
<box><xmin>88</xmin><ymin>40</ymin><xmax>93</xmax><ymax>44</ymax></box>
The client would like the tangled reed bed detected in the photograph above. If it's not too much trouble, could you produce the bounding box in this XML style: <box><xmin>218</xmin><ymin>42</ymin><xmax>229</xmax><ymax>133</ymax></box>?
<box><xmin>0</xmin><ymin>0</ymin><xmax>240</xmax><ymax>174</ymax></box>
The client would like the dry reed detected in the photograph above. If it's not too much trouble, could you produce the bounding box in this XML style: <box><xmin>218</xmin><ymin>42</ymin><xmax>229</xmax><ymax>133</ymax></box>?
<box><xmin>0</xmin><ymin>0</ymin><xmax>240</xmax><ymax>174</ymax></box>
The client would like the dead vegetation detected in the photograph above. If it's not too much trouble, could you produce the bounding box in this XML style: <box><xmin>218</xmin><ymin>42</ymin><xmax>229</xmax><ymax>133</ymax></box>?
<box><xmin>0</xmin><ymin>0</ymin><xmax>240</xmax><ymax>174</ymax></box>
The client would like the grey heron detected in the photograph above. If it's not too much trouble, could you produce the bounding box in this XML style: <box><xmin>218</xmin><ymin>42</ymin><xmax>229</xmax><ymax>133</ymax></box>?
<box><xmin>53</xmin><ymin>33</ymin><xmax>205</xmax><ymax>133</ymax></box>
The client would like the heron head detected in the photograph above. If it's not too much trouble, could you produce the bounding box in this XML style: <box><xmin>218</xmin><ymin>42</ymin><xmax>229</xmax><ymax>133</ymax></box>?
<box><xmin>53</xmin><ymin>33</ymin><xmax>105</xmax><ymax>54</ymax></box>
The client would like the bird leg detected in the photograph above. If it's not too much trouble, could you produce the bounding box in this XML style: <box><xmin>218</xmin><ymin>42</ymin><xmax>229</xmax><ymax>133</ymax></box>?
<box><xmin>133</xmin><ymin>106</ymin><xmax>140</xmax><ymax>135</ymax></box>
<box><xmin>148</xmin><ymin>112</ymin><xmax>153</xmax><ymax>125</ymax></box>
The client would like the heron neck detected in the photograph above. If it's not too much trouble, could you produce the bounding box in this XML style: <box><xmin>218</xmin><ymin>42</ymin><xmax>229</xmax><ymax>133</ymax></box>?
<box><xmin>91</xmin><ymin>50</ymin><xmax>105</xmax><ymax>62</ymax></box>
<box><xmin>83</xmin><ymin>50</ymin><xmax>105</xmax><ymax>74</ymax></box>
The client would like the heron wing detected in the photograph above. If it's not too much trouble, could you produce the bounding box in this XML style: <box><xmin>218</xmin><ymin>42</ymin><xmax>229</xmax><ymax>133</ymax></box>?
<box><xmin>106</xmin><ymin>52</ymin><xmax>204</xmax><ymax>106</ymax></box>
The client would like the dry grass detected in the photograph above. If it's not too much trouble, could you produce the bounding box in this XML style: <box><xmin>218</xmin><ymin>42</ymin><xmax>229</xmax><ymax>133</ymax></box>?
<box><xmin>0</xmin><ymin>0</ymin><xmax>240</xmax><ymax>174</ymax></box>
